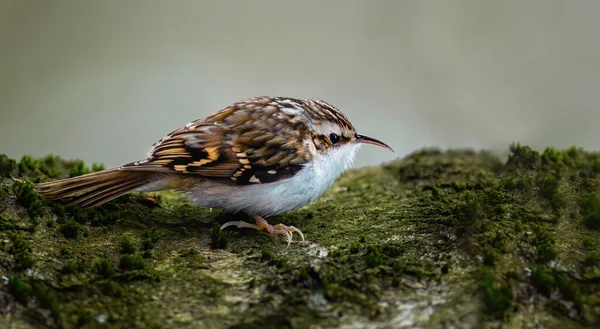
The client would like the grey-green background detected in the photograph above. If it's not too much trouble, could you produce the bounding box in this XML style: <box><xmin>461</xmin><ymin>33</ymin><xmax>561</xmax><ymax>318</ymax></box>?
<box><xmin>1</xmin><ymin>0</ymin><xmax>599</xmax><ymax>168</ymax></box>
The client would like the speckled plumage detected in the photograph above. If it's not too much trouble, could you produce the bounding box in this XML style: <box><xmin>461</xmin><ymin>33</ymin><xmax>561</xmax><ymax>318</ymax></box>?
<box><xmin>36</xmin><ymin>96</ymin><xmax>393</xmax><ymax>244</ymax></box>
<box><xmin>125</xmin><ymin>96</ymin><xmax>356</xmax><ymax>185</ymax></box>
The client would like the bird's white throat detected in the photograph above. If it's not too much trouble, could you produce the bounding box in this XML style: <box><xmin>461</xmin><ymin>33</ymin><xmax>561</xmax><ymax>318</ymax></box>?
<box><xmin>311</xmin><ymin>142</ymin><xmax>361</xmax><ymax>185</ymax></box>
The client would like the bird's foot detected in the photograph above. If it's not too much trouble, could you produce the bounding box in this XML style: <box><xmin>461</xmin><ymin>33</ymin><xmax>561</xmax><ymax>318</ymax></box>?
<box><xmin>254</xmin><ymin>215</ymin><xmax>305</xmax><ymax>247</ymax></box>
<box><xmin>219</xmin><ymin>215</ymin><xmax>305</xmax><ymax>247</ymax></box>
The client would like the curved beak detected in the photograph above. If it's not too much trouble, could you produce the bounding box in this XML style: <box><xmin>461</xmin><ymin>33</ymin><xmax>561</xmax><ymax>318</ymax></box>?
<box><xmin>354</xmin><ymin>134</ymin><xmax>394</xmax><ymax>152</ymax></box>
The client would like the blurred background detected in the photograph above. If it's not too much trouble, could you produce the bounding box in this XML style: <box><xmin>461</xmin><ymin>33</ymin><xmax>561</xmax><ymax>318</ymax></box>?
<box><xmin>1</xmin><ymin>0</ymin><xmax>599</xmax><ymax>168</ymax></box>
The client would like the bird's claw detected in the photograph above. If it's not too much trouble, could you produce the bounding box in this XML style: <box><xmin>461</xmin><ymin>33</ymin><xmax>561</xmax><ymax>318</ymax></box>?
<box><xmin>220</xmin><ymin>215</ymin><xmax>306</xmax><ymax>246</ymax></box>
<box><xmin>254</xmin><ymin>216</ymin><xmax>305</xmax><ymax>246</ymax></box>
<box><xmin>269</xmin><ymin>224</ymin><xmax>305</xmax><ymax>247</ymax></box>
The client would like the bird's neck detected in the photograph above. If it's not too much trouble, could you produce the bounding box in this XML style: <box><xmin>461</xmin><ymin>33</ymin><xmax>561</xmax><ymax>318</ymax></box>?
<box><xmin>311</xmin><ymin>143</ymin><xmax>361</xmax><ymax>187</ymax></box>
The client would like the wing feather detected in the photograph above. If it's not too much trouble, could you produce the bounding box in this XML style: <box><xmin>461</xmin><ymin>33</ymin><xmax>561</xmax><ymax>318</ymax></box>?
<box><xmin>119</xmin><ymin>99</ymin><xmax>313</xmax><ymax>185</ymax></box>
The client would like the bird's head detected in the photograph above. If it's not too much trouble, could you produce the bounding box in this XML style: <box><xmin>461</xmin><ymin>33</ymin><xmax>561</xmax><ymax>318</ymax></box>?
<box><xmin>297</xmin><ymin>98</ymin><xmax>393</xmax><ymax>173</ymax></box>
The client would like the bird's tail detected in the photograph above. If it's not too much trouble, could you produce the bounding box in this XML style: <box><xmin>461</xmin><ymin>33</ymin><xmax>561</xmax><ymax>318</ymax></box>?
<box><xmin>36</xmin><ymin>168</ymin><xmax>162</xmax><ymax>208</ymax></box>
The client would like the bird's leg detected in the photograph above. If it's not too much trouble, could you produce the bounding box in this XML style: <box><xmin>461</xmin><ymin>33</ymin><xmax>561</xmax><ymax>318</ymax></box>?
<box><xmin>253</xmin><ymin>215</ymin><xmax>305</xmax><ymax>246</ymax></box>
<box><xmin>220</xmin><ymin>215</ymin><xmax>305</xmax><ymax>247</ymax></box>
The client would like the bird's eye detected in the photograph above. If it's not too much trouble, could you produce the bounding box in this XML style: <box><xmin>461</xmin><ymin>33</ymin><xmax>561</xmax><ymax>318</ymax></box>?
<box><xmin>329</xmin><ymin>133</ymin><xmax>340</xmax><ymax>144</ymax></box>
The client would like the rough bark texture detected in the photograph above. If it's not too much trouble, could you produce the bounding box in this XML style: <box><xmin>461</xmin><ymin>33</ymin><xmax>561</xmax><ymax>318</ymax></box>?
<box><xmin>1</xmin><ymin>145</ymin><xmax>599</xmax><ymax>329</ymax></box>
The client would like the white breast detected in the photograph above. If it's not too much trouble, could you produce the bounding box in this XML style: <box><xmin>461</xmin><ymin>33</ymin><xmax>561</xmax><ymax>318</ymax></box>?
<box><xmin>183</xmin><ymin>143</ymin><xmax>361</xmax><ymax>217</ymax></box>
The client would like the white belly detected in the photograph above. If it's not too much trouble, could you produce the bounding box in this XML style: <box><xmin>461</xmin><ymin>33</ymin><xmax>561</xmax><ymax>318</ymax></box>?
<box><xmin>182</xmin><ymin>143</ymin><xmax>360</xmax><ymax>217</ymax></box>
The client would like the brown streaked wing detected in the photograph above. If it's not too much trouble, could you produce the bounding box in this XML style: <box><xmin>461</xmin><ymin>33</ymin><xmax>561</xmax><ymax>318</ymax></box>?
<box><xmin>119</xmin><ymin>117</ymin><xmax>311</xmax><ymax>184</ymax></box>
<box><xmin>119</xmin><ymin>122</ymin><xmax>239</xmax><ymax>178</ymax></box>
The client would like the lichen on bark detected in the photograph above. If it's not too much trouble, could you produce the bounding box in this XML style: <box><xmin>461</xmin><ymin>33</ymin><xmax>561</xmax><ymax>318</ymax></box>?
<box><xmin>1</xmin><ymin>145</ymin><xmax>599</xmax><ymax>329</ymax></box>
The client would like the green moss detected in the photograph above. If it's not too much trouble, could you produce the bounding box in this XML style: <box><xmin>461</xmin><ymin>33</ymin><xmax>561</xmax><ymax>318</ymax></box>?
<box><xmin>531</xmin><ymin>267</ymin><xmax>555</xmax><ymax>296</ymax></box>
<box><xmin>119</xmin><ymin>234</ymin><xmax>137</xmax><ymax>254</ymax></box>
<box><xmin>9</xmin><ymin>234</ymin><xmax>34</xmax><ymax>271</ymax></box>
<box><xmin>28</xmin><ymin>199</ymin><xmax>44</xmax><ymax>221</ymax></box>
<box><xmin>431</xmin><ymin>186</ymin><xmax>443</xmax><ymax>199</ymax></box>
<box><xmin>61</xmin><ymin>259</ymin><xmax>86</xmax><ymax>274</ymax></box>
<box><xmin>381</xmin><ymin>242</ymin><xmax>404</xmax><ymax>258</ymax></box>
<box><xmin>210</xmin><ymin>224</ymin><xmax>227</xmax><ymax>249</ymax></box>
<box><xmin>99</xmin><ymin>280</ymin><xmax>124</xmax><ymax>297</ymax></box>
<box><xmin>39</xmin><ymin>155</ymin><xmax>62</xmax><ymax>178</ymax></box>
<box><xmin>582</xmin><ymin>237</ymin><xmax>595</xmax><ymax>249</ymax></box>
<box><xmin>142</xmin><ymin>228</ymin><xmax>161</xmax><ymax>250</ymax></box>
<box><xmin>582</xmin><ymin>178</ymin><xmax>597</xmax><ymax>193</ymax></box>
<box><xmin>533</xmin><ymin>226</ymin><xmax>557</xmax><ymax>263</ymax></box>
<box><xmin>60</xmin><ymin>218</ymin><xmax>81</xmax><ymax>239</ymax></box>
<box><xmin>455</xmin><ymin>192</ymin><xmax>482</xmax><ymax>234</ymax></box>
<box><xmin>506</xmin><ymin>142</ymin><xmax>540</xmax><ymax>169</ymax></box>
<box><xmin>479</xmin><ymin>269</ymin><xmax>513</xmax><ymax>317</ymax></box>
<box><xmin>12</xmin><ymin>154</ymin><xmax>69</xmax><ymax>180</ymax></box>
<box><xmin>0</xmin><ymin>215</ymin><xmax>14</xmax><ymax>230</ymax></box>
<box><xmin>421</xmin><ymin>146</ymin><xmax>590</xmax><ymax>321</ymax></box>
<box><xmin>8</xmin><ymin>275</ymin><xmax>32</xmax><ymax>305</ymax></box>
<box><xmin>541</xmin><ymin>147</ymin><xmax>565</xmax><ymax>166</ymax></box>
<box><xmin>490</xmin><ymin>231</ymin><xmax>508</xmax><ymax>252</ymax></box>
<box><xmin>584</xmin><ymin>252</ymin><xmax>600</xmax><ymax>266</ymax></box>
<box><xmin>60</xmin><ymin>246</ymin><xmax>72</xmax><ymax>257</ymax></box>
<box><xmin>581</xmin><ymin>194</ymin><xmax>600</xmax><ymax>230</ymax></box>
<box><xmin>67</xmin><ymin>160</ymin><xmax>90</xmax><ymax>177</ymax></box>
<box><xmin>2</xmin><ymin>148</ymin><xmax>600</xmax><ymax>328</ymax></box>
<box><xmin>69</xmin><ymin>206</ymin><xmax>88</xmax><ymax>223</ymax></box>
<box><xmin>555</xmin><ymin>272</ymin><xmax>583</xmax><ymax>312</ymax></box>
<box><xmin>536</xmin><ymin>172</ymin><xmax>565</xmax><ymax>210</ymax></box>
<box><xmin>441</xmin><ymin>262</ymin><xmax>450</xmax><ymax>274</ymax></box>
<box><xmin>503</xmin><ymin>176</ymin><xmax>530</xmax><ymax>191</ymax></box>
<box><xmin>46</xmin><ymin>217</ymin><xmax>56</xmax><ymax>228</ymax></box>
<box><xmin>32</xmin><ymin>280</ymin><xmax>61</xmax><ymax>319</ymax></box>
<box><xmin>0</xmin><ymin>154</ymin><xmax>18</xmax><ymax>177</ymax></box>
<box><xmin>532</xmin><ymin>265</ymin><xmax>587</xmax><ymax>315</ymax></box>
<box><xmin>8</xmin><ymin>276</ymin><xmax>60</xmax><ymax>320</ymax></box>
<box><xmin>365</xmin><ymin>245</ymin><xmax>384</xmax><ymax>268</ymax></box>
<box><xmin>0</xmin><ymin>184</ymin><xmax>10</xmax><ymax>200</ymax></box>
<box><xmin>75</xmin><ymin>311</ymin><xmax>93</xmax><ymax>327</ymax></box>
<box><xmin>8</xmin><ymin>275</ymin><xmax>32</xmax><ymax>304</ymax></box>
<box><xmin>260</xmin><ymin>248</ymin><xmax>286</xmax><ymax>267</ymax></box>
<box><xmin>481</xmin><ymin>247</ymin><xmax>498</xmax><ymax>266</ymax></box>
<box><xmin>119</xmin><ymin>254</ymin><xmax>145</xmax><ymax>270</ymax></box>
<box><xmin>12</xmin><ymin>179</ymin><xmax>45</xmax><ymax>220</ymax></box>
<box><xmin>229</xmin><ymin>315</ymin><xmax>292</xmax><ymax>329</ymax></box>
<box><xmin>349</xmin><ymin>242</ymin><xmax>361</xmax><ymax>254</ymax></box>
<box><xmin>88</xmin><ymin>207</ymin><xmax>120</xmax><ymax>226</ymax></box>
<box><xmin>177</xmin><ymin>248</ymin><xmax>206</xmax><ymax>268</ymax></box>
<box><xmin>96</xmin><ymin>258</ymin><xmax>116</xmax><ymax>278</ymax></box>
<box><xmin>51</xmin><ymin>203</ymin><xmax>66</xmax><ymax>218</ymax></box>
<box><xmin>92</xmin><ymin>162</ymin><xmax>106</xmax><ymax>172</ymax></box>
<box><xmin>18</xmin><ymin>155</ymin><xmax>41</xmax><ymax>173</ymax></box>
<box><xmin>394</xmin><ymin>263</ymin><xmax>426</xmax><ymax>279</ymax></box>
<box><xmin>564</xmin><ymin>146</ymin><xmax>588</xmax><ymax>168</ymax></box>
<box><xmin>61</xmin><ymin>260</ymin><xmax>77</xmax><ymax>274</ymax></box>
<box><xmin>592</xmin><ymin>156</ymin><xmax>600</xmax><ymax>172</ymax></box>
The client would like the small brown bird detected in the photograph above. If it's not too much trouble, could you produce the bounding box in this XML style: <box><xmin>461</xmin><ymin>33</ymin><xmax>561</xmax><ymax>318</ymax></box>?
<box><xmin>36</xmin><ymin>96</ymin><xmax>393</xmax><ymax>245</ymax></box>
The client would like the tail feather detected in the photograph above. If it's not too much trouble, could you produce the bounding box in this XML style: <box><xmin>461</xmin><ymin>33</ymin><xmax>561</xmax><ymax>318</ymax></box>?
<box><xmin>36</xmin><ymin>168</ymin><xmax>161</xmax><ymax>208</ymax></box>
<box><xmin>37</xmin><ymin>176</ymin><xmax>117</xmax><ymax>199</ymax></box>
<box><xmin>69</xmin><ymin>175</ymin><xmax>151</xmax><ymax>208</ymax></box>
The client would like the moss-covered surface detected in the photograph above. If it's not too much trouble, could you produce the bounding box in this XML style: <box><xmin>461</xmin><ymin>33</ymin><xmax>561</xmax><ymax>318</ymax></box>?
<box><xmin>1</xmin><ymin>145</ymin><xmax>600</xmax><ymax>328</ymax></box>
